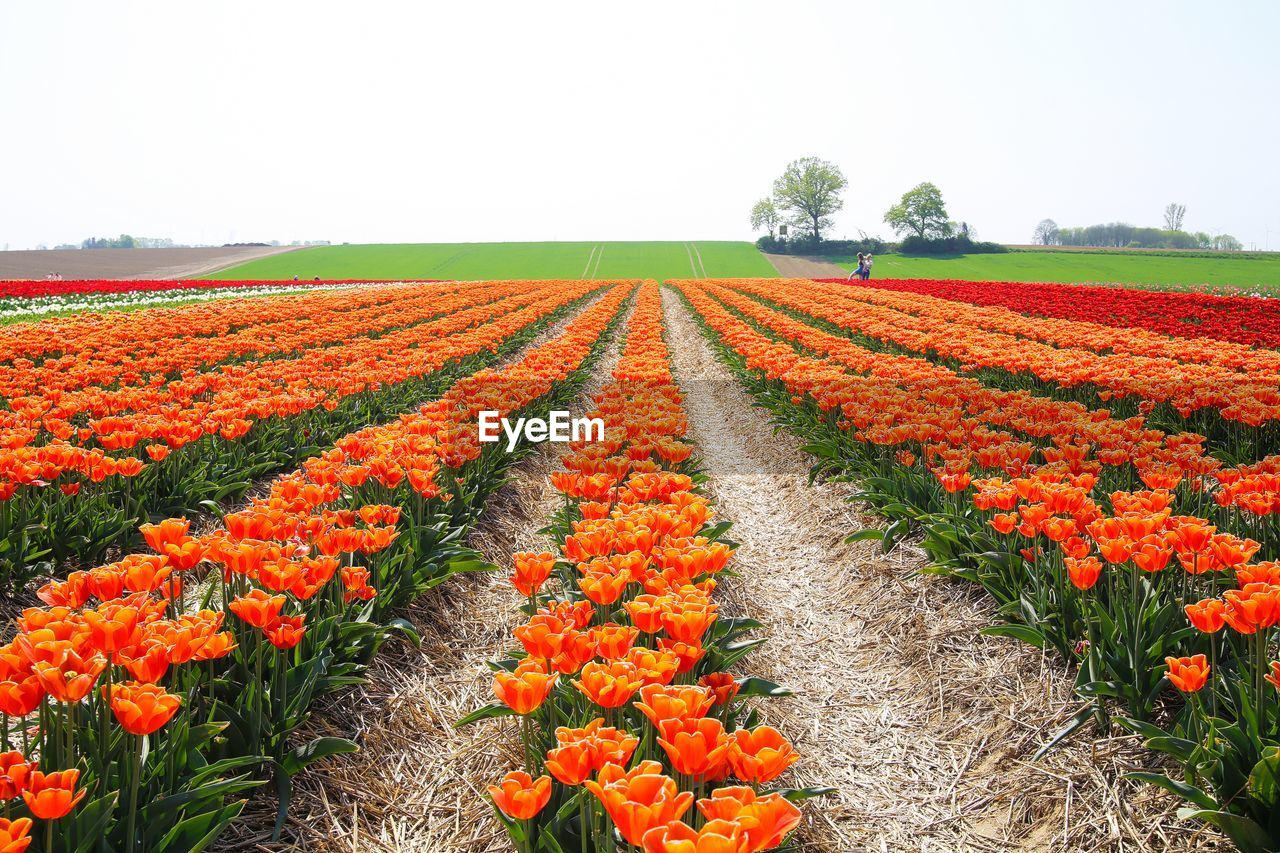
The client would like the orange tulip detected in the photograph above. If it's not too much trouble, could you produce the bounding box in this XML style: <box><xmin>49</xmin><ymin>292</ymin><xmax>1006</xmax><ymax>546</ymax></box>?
<box><xmin>1065</xmin><ymin>556</ymin><xmax>1103</xmax><ymax>591</ymax></box>
<box><xmin>656</xmin><ymin>717</ymin><xmax>731</xmax><ymax>779</ymax></box>
<box><xmin>640</xmin><ymin>819</ymin><xmax>750</xmax><ymax>853</ymax></box>
<box><xmin>0</xmin><ymin>676</ymin><xmax>44</xmax><ymax>717</ymax></box>
<box><xmin>107</xmin><ymin>682</ymin><xmax>182</xmax><ymax>735</ymax></box>
<box><xmin>486</xmin><ymin>771</ymin><xmax>551</xmax><ymax>821</ymax></box>
<box><xmin>115</xmin><ymin>641</ymin><xmax>171</xmax><ymax>683</ymax></box>
<box><xmin>591</xmin><ymin>624</ymin><xmax>640</xmax><ymax>660</ymax></box>
<box><xmin>0</xmin><ymin>752</ymin><xmax>35</xmax><ymax>801</ymax></box>
<box><xmin>585</xmin><ymin>766</ymin><xmax>694</xmax><ymax>846</ymax></box>
<box><xmin>32</xmin><ymin>650</ymin><xmax>107</xmax><ymax>703</ymax></box>
<box><xmin>1185</xmin><ymin>599</ymin><xmax>1227</xmax><ymax>634</ymax></box>
<box><xmin>0</xmin><ymin>818</ymin><xmax>32</xmax><ymax>853</ymax></box>
<box><xmin>635</xmin><ymin>683</ymin><xmax>715</xmax><ymax>726</ymax></box>
<box><xmin>545</xmin><ymin>742</ymin><xmax>595</xmax><ymax>786</ymax></box>
<box><xmin>263</xmin><ymin>614</ymin><xmax>306</xmax><ymax>650</ymax></box>
<box><xmin>697</xmin><ymin>787</ymin><xmax>803</xmax><ymax>850</ymax></box>
<box><xmin>699</xmin><ymin>673</ymin><xmax>740</xmax><ymax>707</ymax></box>
<box><xmin>726</xmin><ymin>727</ymin><xmax>800</xmax><ymax>784</ymax></box>
<box><xmin>511</xmin><ymin>551</ymin><xmax>557</xmax><ymax>597</ymax></box>
<box><xmin>574</xmin><ymin>660</ymin><xmax>643</xmax><ymax>709</ymax></box>
<box><xmin>22</xmin><ymin>769</ymin><xmax>86</xmax><ymax>820</ymax></box>
<box><xmin>140</xmin><ymin>518</ymin><xmax>190</xmax><ymax>554</ymax></box>
<box><xmin>229</xmin><ymin>589</ymin><xmax>286</xmax><ymax>629</ymax></box>
<box><xmin>493</xmin><ymin>668</ymin><xmax>557</xmax><ymax>715</ymax></box>
<box><xmin>1165</xmin><ymin>655</ymin><xmax>1210</xmax><ymax>693</ymax></box>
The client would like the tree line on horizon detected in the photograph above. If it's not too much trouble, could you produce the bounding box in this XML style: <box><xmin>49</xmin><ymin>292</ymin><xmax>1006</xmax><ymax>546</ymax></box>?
<box><xmin>1034</xmin><ymin>208</ymin><xmax>1243</xmax><ymax>252</ymax></box>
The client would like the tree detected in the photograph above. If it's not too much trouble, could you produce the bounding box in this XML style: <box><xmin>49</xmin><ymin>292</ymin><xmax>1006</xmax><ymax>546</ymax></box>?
<box><xmin>884</xmin><ymin>182</ymin><xmax>951</xmax><ymax>240</ymax></box>
<box><xmin>1033</xmin><ymin>219</ymin><xmax>1060</xmax><ymax>245</ymax></box>
<box><xmin>749</xmin><ymin>198</ymin><xmax>782</xmax><ymax>239</ymax></box>
<box><xmin>1213</xmin><ymin>234</ymin><xmax>1243</xmax><ymax>251</ymax></box>
<box><xmin>771</xmin><ymin>157</ymin><xmax>847</xmax><ymax>242</ymax></box>
<box><xmin>1164</xmin><ymin>203</ymin><xmax>1186</xmax><ymax>231</ymax></box>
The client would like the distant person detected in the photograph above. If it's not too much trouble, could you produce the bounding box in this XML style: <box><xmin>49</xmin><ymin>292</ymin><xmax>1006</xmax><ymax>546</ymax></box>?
<box><xmin>314</xmin><ymin>275</ymin><xmax>321</xmax><ymax>281</ymax></box>
<box><xmin>847</xmin><ymin>253</ymin><xmax>866</xmax><ymax>282</ymax></box>
<box><xmin>293</xmin><ymin>275</ymin><xmax>300</xmax><ymax>281</ymax></box>
<box><xmin>861</xmin><ymin>253</ymin><xmax>873</xmax><ymax>280</ymax></box>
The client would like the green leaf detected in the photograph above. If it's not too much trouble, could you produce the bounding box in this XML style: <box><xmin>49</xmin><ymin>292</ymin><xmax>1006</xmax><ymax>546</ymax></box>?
<box><xmin>281</xmin><ymin>736</ymin><xmax>360</xmax><ymax>776</ymax></box>
<box><xmin>384</xmin><ymin>617</ymin><xmax>422</xmax><ymax>648</ymax></box>
<box><xmin>1032</xmin><ymin>704</ymin><xmax>1096</xmax><ymax>761</ymax></box>
<box><xmin>1177</xmin><ymin>808</ymin><xmax>1279</xmax><ymax>852</ymax></box>
<box><xmin>979</xmin><ymin>624</ymin><xmax>1047</xmax><ymax>649</ymax></box>
<box><xmin>1249</xmin><ymin>747</ymin><xmax>1280</xmax><ymax>810</ymax></box>
<box><xmin>777</xmin><ymin>785</ymin><xmax>838</xmax><ymax>802</ymax></box>
<box><xmin>735</xmin><ymin>677</ymin><xmax>795</xmax><ymax>698</ymax></box>
<box><xmin>456</xmin><ymin>702</ymin><xmax>518</xmax><ymax>728</ymax></box>
<box><xmin>1125</xmin><ymin>772</ymin><xmax>1218</xmax><ymax>810</ymax></box>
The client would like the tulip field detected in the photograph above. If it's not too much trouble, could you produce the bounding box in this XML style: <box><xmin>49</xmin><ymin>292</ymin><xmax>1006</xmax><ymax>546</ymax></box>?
<box><xmin>0</xmin><ymin>273</ymin><xmax>1279</xmax><ymax>851</ymax></box>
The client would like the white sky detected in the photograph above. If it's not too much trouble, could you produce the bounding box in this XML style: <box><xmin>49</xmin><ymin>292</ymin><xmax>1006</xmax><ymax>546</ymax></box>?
<box><xmin>2</xmin><ymin>1</ymin><xmax>1278</xmax><ymax>250</ymax></box>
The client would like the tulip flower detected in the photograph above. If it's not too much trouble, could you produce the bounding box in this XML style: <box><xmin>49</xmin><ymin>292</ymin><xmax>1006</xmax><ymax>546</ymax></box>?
<box><xmin>510</xmin><ymin>551</ymin><xmax>557</xmax><ymax>597</ymax></box>
<box><xmin>0</xmin><ymin>752</ymin><xmax>35</xmax><ymax>800</ymax></box>
<box><xmin>229</xmin><ymin>590</ymin><xmax>287</xmax><ymax>629</ymax></box>
<box><xmin>107</xmin><ymin>682</ymin><xmax>183</xmax><ymax>735</ymax></box>
<box><xmin>727</xmin><ymin>727</ymin><xmax>800</xmax><ymax>784</ymax></box>
<box><xmin>486</xmin><ymin>771</ymin><xmax>551</xmax><ymax>821</ymax></box>
<box><xmin>656</xmin><ymin>717</ymin><xmax>731</xmax><ymax>780</ymax></box>
<box><xmin>1065</xmin><ymin>556</ymin><xmax>1103</xmax><ymax>591</ymax></box>
<box><xmin>1165</xmin><ymin>655</ymin><xmax>1210</xmax><ymax>693</ymax></box>
<box><xmin>493</xmin><ymin>669</ymin><xmax>556</xmax><ymax>715</ymax></box>
<box><xmin>640</xmin><ymin>819</ymin><xmax>750</xmax><ymax>853</ymax></box>
<box><xmin>22</xmin><ymin>769</ymin><xmax>86</xmax><ymax>820</ymax></box>
<box><xmin>585</xmin><ymin>765</ymin><xmax>694</xmax><ymax>846</ymax></box>
<box><xmin>574</xmin><ymin>660</ymin><xmax>643</xmax><ymax>709</ymax></box>
<box><xmin>1185</xmin><ymin>599</ymin><xmax>1227</xmax><ymax>634</ymax></box>
<box><xmin>0</xmin><ymin>818</ymin><xmax>32</xmax><ymax>853</ymax></box>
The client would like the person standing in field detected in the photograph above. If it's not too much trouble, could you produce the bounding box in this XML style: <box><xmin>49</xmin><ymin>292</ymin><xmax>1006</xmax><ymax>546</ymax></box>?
<box><xmin>847</xmin><ymin>253</ymin><xmax>866</xmax><ymax>282</ymax></box>
<box><xmin>861</xmin><ymin>253</ymin><xmax>873</xmax><ymax>280</ymax></box>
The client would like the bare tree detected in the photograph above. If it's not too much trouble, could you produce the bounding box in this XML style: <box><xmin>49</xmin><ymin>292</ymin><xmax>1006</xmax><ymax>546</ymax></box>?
<box><xmin>1164</xmin><ymin>203</ymin><xmax>1186</xmax><ymax>231</ymax></box>
<box><xmin>1033</xmin><ymin>218</ymin><xmax>1060</xmax><ymax>245</ymax></box>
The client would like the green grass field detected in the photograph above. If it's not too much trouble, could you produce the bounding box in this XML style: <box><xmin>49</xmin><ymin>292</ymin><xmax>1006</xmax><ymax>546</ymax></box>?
<box><xmin>208</xmin><ymin>241</ymin><xmax>778</xmax><ymax>281</ymax></box>
<box><xmin>827</xmin><ymin>248</ymin><xmax>1280</xmax><ymax>292</ymax></box>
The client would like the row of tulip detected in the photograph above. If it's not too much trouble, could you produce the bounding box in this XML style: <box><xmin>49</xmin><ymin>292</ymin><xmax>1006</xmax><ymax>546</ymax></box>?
<box><xmin>737</xmin><ymin>278</ymin><xmax>1280</xmax><ymax>437</ymax></box>
<box><xmin>0</xmin><ymin>279</ymin><xmax>374</xmax><ymax>301</ymax></box>
<box><xmin>0</xmin><ymin>282</ymin><xmax>636</xmax><ymax>851</ymax></box>
<box><xmin>0</xmin><ymin>284</ymin><xmax>358</xmax><ymax>322</ymax></box>
<box><xmin>714</xmin><ymin>279</ymin><xmax>1280</xmax><ymax>534</ymax></box>
<box><xmin>466</xmin><ymin>282</ymin><xmax>814</xmax><ymax>853</ymax></box>
<box><xmin>814</xmin><ymin>277</ymin><xmax>1280</xmax><ymax>350</ymax></box>
<box><xmin>0</xmin><ymin>281</ymin><xmax>604</xmax><ymax>589</ymax></box>
<box><xmin>821</xmin><ymin>280</ymin><xmax>1280</xmax><ymax>380</ymax></box>
<box><xmin>675</xmin><ymin>279</ymin><xmax>1280</xmax><ymax>851</ymax></box>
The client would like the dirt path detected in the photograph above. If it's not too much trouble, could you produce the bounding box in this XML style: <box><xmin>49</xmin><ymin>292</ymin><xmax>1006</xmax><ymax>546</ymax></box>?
<box><xmin>231</xmin><ymin>301</ymin><xmax>631</xmax><ymax>852</ymax></box>
<box><xmin>660</xmin><ymin>287</ymin><xmax>1207</xmax><ymax>851</ymax></box>
<box><xmin>763</xmin><ymin>253</ymin><xmax>847</xmax><ymax>279</ymax></box>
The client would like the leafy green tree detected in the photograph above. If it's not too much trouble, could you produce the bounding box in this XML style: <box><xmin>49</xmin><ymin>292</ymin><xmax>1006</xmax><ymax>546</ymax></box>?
<box><xmin>884</xmin><ymin>182</ymin><xmax>951</xmax><ymax>239</ymax></box>
<box><xmin>749</xmin><ymin>198</ymin><xmax>782</xmax><ymax>238</ymax></box>
<box><xmin>771</xmin><ymin>157</ymin><xmax>847</xmax><ymax>242</ymax></box>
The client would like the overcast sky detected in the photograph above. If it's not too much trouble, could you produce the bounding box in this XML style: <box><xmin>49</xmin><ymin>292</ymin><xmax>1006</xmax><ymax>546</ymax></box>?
<box><xmin>2</xmin><ymin>1</ymin><xmax>1277</xmax><ymax>250</ymax></box>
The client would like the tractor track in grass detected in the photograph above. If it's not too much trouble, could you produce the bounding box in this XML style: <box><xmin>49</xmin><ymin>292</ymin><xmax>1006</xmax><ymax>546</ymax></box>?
<box><xmin>659</xmin><ymin>286</ymin><xmax>1216</xmax><ymax>852</ymax></box>
<box><xmin>216</xmin><ymin>295</ymin><xmax>632</xmax><ymax>852</ymax></box>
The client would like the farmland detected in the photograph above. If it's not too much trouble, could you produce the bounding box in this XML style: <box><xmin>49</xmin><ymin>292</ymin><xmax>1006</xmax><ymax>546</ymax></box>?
<box><xmin>1</xmin><ymin>274</ymin><xmax>1278</xmax><ymax>851</ymax></box>
<box><xmin>208</xmin><ymin>241</ymin><xmax>780</xmax><ymax>281</ymax></box>
<box><xmin>825</xmin><ymin>246</ymin><xmax>1280</xmax><ymax>292</ymax></box>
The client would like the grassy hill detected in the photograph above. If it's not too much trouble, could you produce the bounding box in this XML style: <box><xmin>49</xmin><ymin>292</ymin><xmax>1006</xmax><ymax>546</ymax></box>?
<box><xmin>208</xmin><ymin>241</ymin><xmax>778</xmax><ymax>281</ymax></box>
<box><xmin>824</xmin><ymin>247</ymin><xmax>1280</xmax><ymax>292</ymax></box>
